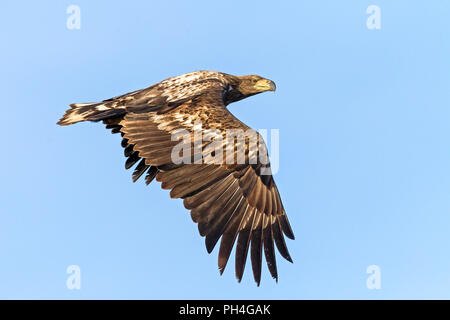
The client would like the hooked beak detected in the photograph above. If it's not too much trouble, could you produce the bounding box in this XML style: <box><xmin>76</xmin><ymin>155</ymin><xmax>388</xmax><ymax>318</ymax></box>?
<box><xmin>254</xmin><ymin>79</ymin><xmax>276</xmax><ymax>92</ymax></box>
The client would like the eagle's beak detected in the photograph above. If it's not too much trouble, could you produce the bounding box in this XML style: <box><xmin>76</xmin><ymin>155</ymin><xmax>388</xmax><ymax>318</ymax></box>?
<box><xmin>254</xmin><ymin>79</ymin><xmax>276</xmax><ymax>92</ymax></box>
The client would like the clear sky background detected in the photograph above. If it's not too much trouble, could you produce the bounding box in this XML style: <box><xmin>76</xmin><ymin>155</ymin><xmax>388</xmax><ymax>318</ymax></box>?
<box><xmin>0</xmin><ymin>1</ymin><xmax>449</xmax><ymax>299</ymax></box>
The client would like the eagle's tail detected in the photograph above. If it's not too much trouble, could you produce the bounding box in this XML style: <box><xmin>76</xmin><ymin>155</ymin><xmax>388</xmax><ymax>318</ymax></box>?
<box><xmin>57</xmin><ymin>102</ymin><xmax>126</xmax><ymax>126</ymax></box>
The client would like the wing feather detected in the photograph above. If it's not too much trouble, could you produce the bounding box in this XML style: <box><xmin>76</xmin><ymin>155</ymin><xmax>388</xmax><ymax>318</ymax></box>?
<box><xmin>250</xmin><ymin>213</ymin><xmax>263</xmax><ymax>285</ymax></box>
<box><xmin>235</xmin><ymin>207</ymin><xmax>257</xmax><ymax>282</ymax></box>
<box><xmin>217</xmin><ymin>199</ymin><xmax>247</xmax><ymax>274</ymax></box>
<box><xmin>263</xmin><ymin>215</ymin><xmax>278</xmax><ymax>281</ymax></box>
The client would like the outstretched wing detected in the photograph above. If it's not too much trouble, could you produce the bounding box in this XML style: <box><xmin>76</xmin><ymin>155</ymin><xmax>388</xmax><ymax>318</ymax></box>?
<box><xmin>120</xmin><ymin>88</ymin><xmax>294</xmax><ymax>285</ymax></box>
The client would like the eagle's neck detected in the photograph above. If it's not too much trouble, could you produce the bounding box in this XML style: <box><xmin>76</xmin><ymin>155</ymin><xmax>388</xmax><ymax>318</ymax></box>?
<box><xmin>222</xmin><ymin>86</ymin><xmax>246</xmax><ymax>106</ymax></box>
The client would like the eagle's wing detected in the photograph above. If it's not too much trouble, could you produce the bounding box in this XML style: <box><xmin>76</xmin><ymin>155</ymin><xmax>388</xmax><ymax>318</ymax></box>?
<box><xmin>120</xmin><ymin>88</ymin><xmax>294</xmax><ymax>285</ymax></box>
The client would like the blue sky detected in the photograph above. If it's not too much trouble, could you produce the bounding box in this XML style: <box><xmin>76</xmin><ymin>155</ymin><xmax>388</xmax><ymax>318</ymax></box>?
<box><xmin>0</xmin><ymin>1</ymin><xmax>449</xmax><ymax>299</ymax></box>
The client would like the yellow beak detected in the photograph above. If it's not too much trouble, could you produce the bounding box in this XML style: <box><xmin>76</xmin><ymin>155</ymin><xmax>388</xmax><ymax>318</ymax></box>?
<box><xmin>254</xmin><ymin>79</ymin><xmax>276</xmax><ymax>92</ymax></box>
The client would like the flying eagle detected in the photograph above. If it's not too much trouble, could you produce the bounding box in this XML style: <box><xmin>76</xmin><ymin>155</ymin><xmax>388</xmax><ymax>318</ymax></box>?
<box><xmin>58</xmin><ymin>71</ymin><xmax>294</xmax><ymax>285</ymax></box>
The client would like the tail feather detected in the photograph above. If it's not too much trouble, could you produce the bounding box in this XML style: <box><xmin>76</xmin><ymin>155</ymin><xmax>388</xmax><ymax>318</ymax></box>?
<box><xmin>57</xmin><ymin>102</ymin><xmax>125</xmax><ymax>126</ymax></box>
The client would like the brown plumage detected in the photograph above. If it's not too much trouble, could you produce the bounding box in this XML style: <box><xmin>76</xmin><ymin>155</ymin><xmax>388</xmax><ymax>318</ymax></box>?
<box><xmin>58</xmin><ymin>70</ymin><xmax>294</xmax><ymax>285</ymax></box>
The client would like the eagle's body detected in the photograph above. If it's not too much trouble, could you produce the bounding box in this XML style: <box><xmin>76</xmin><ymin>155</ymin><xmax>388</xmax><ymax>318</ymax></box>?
<box><xmin>58</xmin><ymin>71</ymin><xmax>294</xmax><ymax>285</ymax></box>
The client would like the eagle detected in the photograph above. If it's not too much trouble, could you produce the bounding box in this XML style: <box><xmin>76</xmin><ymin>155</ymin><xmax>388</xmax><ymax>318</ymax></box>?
<box><xmin>58</xmin><ymin>71</ymin><xmax>294</xmax><ymax>285</ymax></box>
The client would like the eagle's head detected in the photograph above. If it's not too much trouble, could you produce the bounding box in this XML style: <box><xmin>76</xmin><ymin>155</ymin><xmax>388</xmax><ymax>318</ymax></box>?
<box><xmin>223</xmin><ymin>74</ymin><xmax>276</xmax><ymax>105</ymax></box>
<box><xmin>235</xmin><ymin>75</ymin><xmax>276</xmax><ymax>94</ymax></box>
